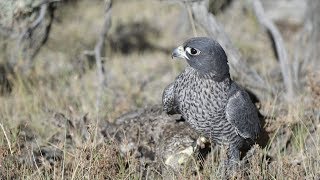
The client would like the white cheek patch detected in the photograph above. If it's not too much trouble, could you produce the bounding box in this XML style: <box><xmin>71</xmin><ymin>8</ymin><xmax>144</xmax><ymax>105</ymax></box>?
<box><xmin>177</xmin><ymin>46</ymin><xmax>190</xmax><ymax>60</ymax></box>
<box><xmin>181</xmin><ymin>51</ymin><xmax>190</xmax><ymax>60</ymax></box>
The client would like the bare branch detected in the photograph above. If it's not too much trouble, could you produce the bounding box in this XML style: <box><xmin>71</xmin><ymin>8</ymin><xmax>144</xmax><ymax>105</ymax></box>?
<box><xmin>94</xmin><ymin>0</ymin><xmax>112</xmax><ymax>109</ymax></box>
<box><xmin>19</xmin><ymin>3</ymin><xmax>48</xmax><ymax>43</ymax></box>
<box><xmin>189</xmin><ymin>0</ymin><xmax>271</xmax><ymax>95</ymax></box>
<box><xmin>32</xmin><ymin>0</ymin><xmax>62</xmax><ymax>8</ymax></box>
<box><xmin>252</xmin><ymin>0</ymin><xmax>294</xmax><ymax>100</ymax></box>
<box><xmin>301</xmin><ymin>0</ymin><xmax>320</xmax><ymax>74</ymax></box>
<box><xmin>13</xmin><ymin>3</ymin><xmax>54</xmax><ymax>74</ymax></box>
<box><xmin>0</xmin><ymin>0</ymin><xmax>58</xmax><ymax>73</ymax></box>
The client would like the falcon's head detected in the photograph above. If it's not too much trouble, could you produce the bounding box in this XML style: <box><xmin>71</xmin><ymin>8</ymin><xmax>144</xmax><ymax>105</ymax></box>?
<box><xmin>172</xmin><ymin>37</ymin><xmax>229</xmax><ymax>80</ymax></box>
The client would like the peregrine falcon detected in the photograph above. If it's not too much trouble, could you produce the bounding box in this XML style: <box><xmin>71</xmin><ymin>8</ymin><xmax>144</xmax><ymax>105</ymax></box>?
<box><xmin>162</xmin><ymin>37</ymin><xmax>261</xmax><ymax>169</ymax></box>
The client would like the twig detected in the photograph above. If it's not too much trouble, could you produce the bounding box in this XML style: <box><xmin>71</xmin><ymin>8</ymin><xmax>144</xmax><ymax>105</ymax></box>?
<box><xmin>252</xmin><ymin>0</ymin><xmax>294</xmax><ymax>100</ymax></box>
<box><xmin>0</xmin><ymin>123</ymin><xmax>13</xmax><ymax>154</ymax></box>
<box><xmin>94</xmin><ymin>0</ymin><xmax>112</xmax><ymax>110</ymax></box>
<box><xmin>87</xmin><ymin>1</ymin><xmax>112</xmax><ymax>176</ymax></box>
<box><xmin>189</xmin><ymin>0</ymin><xmax>271</xmax><ymax>95</ymax></box>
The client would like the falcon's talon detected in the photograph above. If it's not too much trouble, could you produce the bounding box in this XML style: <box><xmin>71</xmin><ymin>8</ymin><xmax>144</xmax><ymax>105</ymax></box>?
<box><xmin>196</xmin><ymin>136</ymin><xmax>208</xmax><ymax>149</ymax></box>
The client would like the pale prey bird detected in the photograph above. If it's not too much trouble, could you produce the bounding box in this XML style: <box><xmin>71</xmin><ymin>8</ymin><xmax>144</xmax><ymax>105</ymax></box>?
<box><xmin>162</xmin><ymin>37</ymin><xmax>260</xmax><ymax>169</ymax></box>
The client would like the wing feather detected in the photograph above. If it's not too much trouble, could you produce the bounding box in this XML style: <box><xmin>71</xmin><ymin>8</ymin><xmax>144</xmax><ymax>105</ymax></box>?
<box><xmin>162</xmin><ymin>83</ymin><xmax>179</xmax><ymax>114</ymax></box>
<box><xmin>226</xmin><ymin>83</ymin><xmax>260</xmax><ymax>140</ymax></box>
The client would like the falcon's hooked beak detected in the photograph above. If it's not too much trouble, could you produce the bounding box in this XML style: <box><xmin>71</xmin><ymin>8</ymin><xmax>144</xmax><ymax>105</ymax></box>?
<box><xmin>171</xmin><ymin>46</ymin><xmax>189</xmax><ymax>60</ymax></box>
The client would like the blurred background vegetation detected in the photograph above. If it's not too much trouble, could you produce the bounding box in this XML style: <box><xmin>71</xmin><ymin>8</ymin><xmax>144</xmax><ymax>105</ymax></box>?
<box><xmin>0</xmin><ymin>0</ymin><xmax>319</xmax><ymax>179</ymax></box>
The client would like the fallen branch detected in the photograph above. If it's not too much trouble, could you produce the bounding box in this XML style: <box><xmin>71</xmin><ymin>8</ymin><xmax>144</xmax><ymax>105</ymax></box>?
<box><xmin>252</xmin><ymin>0</ymin><xmax>294</xmax><ymax>100</ymax></box>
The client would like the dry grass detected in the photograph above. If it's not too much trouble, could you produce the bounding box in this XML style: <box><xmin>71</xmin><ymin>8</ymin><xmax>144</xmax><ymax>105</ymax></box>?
<box><xmin>0</xmin><ymin>0</ymin><xmax>319</xmax><ymax>179</ymax></box>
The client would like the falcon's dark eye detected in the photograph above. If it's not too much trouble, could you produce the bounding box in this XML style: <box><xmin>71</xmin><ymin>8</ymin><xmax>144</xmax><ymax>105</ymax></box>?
<box><xmin>191</xmin><ymin>48</ymin><xmax>197</xmax><ymax>54</ymax></box>
<box><xmin>186</xmin><ymin>47</ymin><xmax>201</xmax><ymax>56</ymax></box>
